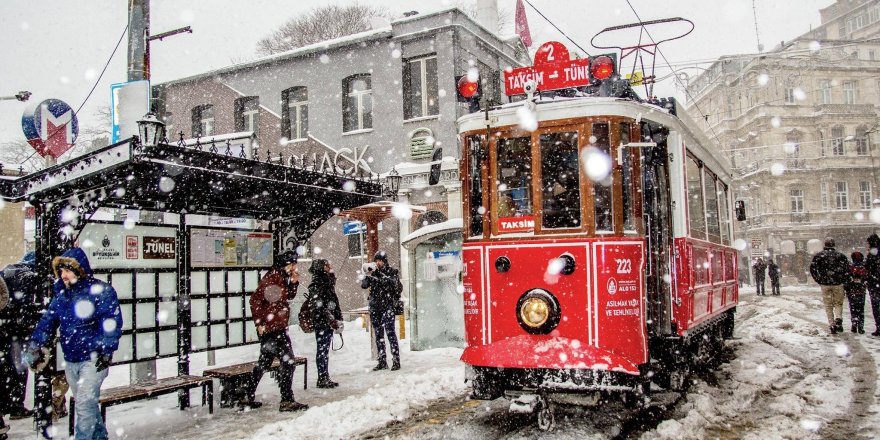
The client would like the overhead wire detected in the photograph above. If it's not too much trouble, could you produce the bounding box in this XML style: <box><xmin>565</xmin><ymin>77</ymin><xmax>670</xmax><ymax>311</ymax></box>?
<box><xmin>521</xmin><ymin>0</ymin><xmax>591</xmax><ymax>57</ymax></box>
<box><xmin>18</xmin><ymin>23</ymin><xmax>129</xmax><ymax>167</ymax></box>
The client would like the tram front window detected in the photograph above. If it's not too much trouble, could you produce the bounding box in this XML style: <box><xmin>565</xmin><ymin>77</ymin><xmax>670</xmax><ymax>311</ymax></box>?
<box><xmin>541</xmin><ymin>132</ymin><xmax>581</xmax><ymax>229</ymax></box>
<box><xmin>496</xmin><ymin>137</ymin><xmax>533</xmax><ymax>230</ymax></box>
<box><xmin>592</xmin><ymin>123</ymin><xmax>613</xmax><ymax>232</ymax></box>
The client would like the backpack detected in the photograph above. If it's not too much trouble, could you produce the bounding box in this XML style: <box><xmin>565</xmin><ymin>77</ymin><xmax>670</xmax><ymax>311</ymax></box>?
<box><xmin>298</xmin><ymin>298</ymin><xmax>314</xmax><ymax>333</ymax></box>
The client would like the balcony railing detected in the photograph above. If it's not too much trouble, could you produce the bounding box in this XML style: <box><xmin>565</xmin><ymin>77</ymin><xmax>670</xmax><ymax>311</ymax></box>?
<box><xmin>813</xmin><ymin>104</ymin><xmax>876</xmax><ymax>116</ymax></box>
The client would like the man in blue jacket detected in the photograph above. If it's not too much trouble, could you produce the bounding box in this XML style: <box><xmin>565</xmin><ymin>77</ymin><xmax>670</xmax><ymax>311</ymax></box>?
<box><xmin>25</xmin><ymin>247</ymin><xmax>122</xmax><ymax>440</ymax></box>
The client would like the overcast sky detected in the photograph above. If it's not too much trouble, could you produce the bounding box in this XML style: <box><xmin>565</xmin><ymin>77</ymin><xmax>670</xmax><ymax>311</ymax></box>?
<box><xmin>0</xmin><ymin>0</ymin><xmax>833</xmax><ymax>155</ymax></box>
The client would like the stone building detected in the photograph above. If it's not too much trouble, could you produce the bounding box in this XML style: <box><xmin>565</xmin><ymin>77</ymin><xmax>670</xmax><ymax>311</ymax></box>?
<box><xmin>685</xmin><ymin>0</ymin><xmax>880</xmax><ymax>284</ymax></box>
<box><xmin>153</xmin><ymin>7</ymin><xmax>528</xmax><ymax>311</ymax></box>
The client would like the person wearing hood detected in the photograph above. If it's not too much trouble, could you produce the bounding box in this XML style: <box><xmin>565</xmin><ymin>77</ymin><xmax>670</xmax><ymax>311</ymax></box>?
<box><xmin>308</xmin><ymin>259</ymin><xmax>343</xmax><ymax>388</ymax></box>
<box><xmin>767</xmin><ymin>259</ymin><xmax>781</xmax><ymax>296</ymax></box>
<box><xmin>241</xmin><ymin>250</ymin><xmax>309</xmax><ymax>412</ymax></box>
<box><xmin>865</xmin><ymin>234</ymin><xmax>880</xmax><ymax>336</ymax></box>
<box><xmin>809</xmin><ymin>238</ymin><xmax>850</xmax><ymax>334</ymax></box>
<box><xmin>361</xmin><ymin>251</ymin><xmax>402</xmax><ymax>371</ymax></box>
<box><xmin>845</xmin><ymin>251</ymin><xmax>868</xmax><ymax>334</ymax></box>
<box><xmin>0</xmin><ymin>252</ymin><xmax>43</xmax><ymax>422</ymax></box>
<box><xmin>25</xmin><ymin>248</ymin><xmax>122</xmax><ymax>440</ymax></box>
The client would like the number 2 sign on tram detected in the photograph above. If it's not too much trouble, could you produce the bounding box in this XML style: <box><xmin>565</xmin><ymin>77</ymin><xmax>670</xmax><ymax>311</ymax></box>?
<box><xmin>504</xmin><ymin>41</ymin><xmax>609</xmax><ymax>95</ymax></box>
<box><xmin>21</xmin><ymin>98</ymin><xmax>79</xmax><ymax>159</ymax></box>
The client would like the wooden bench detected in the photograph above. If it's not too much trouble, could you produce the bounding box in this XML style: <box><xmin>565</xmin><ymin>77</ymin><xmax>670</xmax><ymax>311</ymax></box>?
<box><xmin>203</xmin><ymin>356</ymin><xmax>308</xmax><ymax>408</ymax></box>
<box><xmin>69</xmin><ymin>374</ymin><xmax>213</xmax><ymax>436</ymax></box>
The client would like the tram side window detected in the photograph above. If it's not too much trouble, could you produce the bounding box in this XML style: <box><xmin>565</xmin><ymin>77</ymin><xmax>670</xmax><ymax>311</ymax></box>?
<box><xmin>704</xmin><ymin>169</ymin><xmax>721</xmax><ymax>243</ymax></box>
<box><xmin>620</xmin><ymin>122</ymin><xmax>635</xmax><ymax>231</ymax></box>
<box><xmin>592</xmin><ymin>123</ymin><xmax>614</xmax><ymax>232</ymax></box>
<box><xmin>496</xmin><ymin>137</ymin><xmax>533</xmax><ymax>230</ymax></box>
<box><xmin>718</xmin><ymin>182</ymin><xmax>731</xmax><ymax>245</ymax></box>
<box><xmin>686</xmin><ymin>156</ymin><xmax>706</xmax><ymax>239</ymax></box>
<box><xmin>467</xmin><ymin>136</ymin><xmax>485</xmax><ymax>238</ymax></box>
<box><xmin>541</xmin><ymin>132</ymin><xmax>581</xmax><ymax>229</ymax></box>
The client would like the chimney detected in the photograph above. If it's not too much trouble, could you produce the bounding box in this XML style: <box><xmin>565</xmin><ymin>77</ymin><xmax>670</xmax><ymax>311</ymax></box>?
<box><xmin>476</xmin><ymin>0</ymin><xmax>499</xmax><ymax>33</ymax></box>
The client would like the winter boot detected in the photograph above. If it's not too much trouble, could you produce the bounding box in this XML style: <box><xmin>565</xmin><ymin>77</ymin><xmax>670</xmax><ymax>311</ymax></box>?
<box><xmin>8</xmin><ymin>407</ymin><xmax>34</xmax><ymax>420</ymax></box>
<box><xmin>872</xmin><ymin>329</ymin><xmax>880</xmax><ymax>336</ymax></box>
<box><xmin>372</xmin><ymin>360</ymin><xmax>388</xmax><ymax>371</ymax></box>
<box><xmin>830</xmin><ymin>325</ymin><xmax>838</xmax><ymax>335</ymax></box>
<box><xmin>852</xmin><ymin>323</ymin><xmax>858</xmax><ymax>333</ymax></box>
<box><xmin>237</xmin><ymin>399</ymin><xmax>263</xmax><ymax>410</ymax></box>
<box><xmin>835</xmin><ymin>318</ymin><xmax>844</xmax><ymax>332</ymax></box>
<box><xmin>317</xmin><ymin>378</ymin><xmax>339</xmax><ymax>388</ymax></box>
<box><xmin>391</xmin><ymin>360</ymin><xmax>401</xmax><ymax>371</ymax></box>
<box><xmin>279</xmin><ymin>400</ymin><xmax>309</xmax><ymax>412</ymax></box>
<box><xmin>858</xmin><ymin>325</ymin><xmax>865</xmax><ymax>334</ymax></box>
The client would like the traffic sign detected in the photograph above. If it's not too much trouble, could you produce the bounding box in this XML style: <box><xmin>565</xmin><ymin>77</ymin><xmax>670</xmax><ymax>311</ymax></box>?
<box><xmin>343</xmin><ymin>221</ymin><xmax>366</xmax><ymax>236</ymax></box>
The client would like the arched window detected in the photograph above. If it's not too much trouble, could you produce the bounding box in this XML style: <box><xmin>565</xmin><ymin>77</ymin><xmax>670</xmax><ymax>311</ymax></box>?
<box><xmin>416</xmin><ymin>210</ymin><xmax>448</xmax><ymax>229</ymax></box>
<box><xmin>282</xmin><ymin>86</ymin><xmax>308</xmax><ymax>140</ymax></box>
<box><xmin>342</xmin><ymin>74</ymin><xmax>372</xmax><ymax>132</ymax></box>
<box><xmin>855</xmin><ymin>125</ymin><xmax>869</xmax><ymax>156</ymax></box>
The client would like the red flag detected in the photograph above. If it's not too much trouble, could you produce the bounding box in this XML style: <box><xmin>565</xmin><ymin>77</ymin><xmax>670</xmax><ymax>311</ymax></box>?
<box><xmin>515</xmin><ymin>0</ymin><xmax>532</xmax><ymax>48</ymax></box>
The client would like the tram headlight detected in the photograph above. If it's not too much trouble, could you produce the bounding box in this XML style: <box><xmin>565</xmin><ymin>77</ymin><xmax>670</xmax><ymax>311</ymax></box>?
<box><xmin>516</xmin><ymin>289</ymin><xmax>561</xmax><ymax>334</ymax></box>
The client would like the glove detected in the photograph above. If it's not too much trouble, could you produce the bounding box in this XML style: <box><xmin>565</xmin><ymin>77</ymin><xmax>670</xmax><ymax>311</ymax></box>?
<box><xmin>95</xmin><ymin>354</ymin><xmax>113</xmax><ymax>372</ymax></box>
<box><xmin>22</xmin><ymin>348</ymin><xmax>41</xmax><ymax>370</ymax></box>
<box><xmin>332</xmin><ymin>320</ymin><xmax>344</xmax><ymax>334</ymax></box>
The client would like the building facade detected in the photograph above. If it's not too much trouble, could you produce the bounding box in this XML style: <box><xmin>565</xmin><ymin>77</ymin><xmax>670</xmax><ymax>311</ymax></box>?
<box><xmin>154</xmin><ymin>8</ymin><xmax>528</xmax><ymax>311</ymax></box>
<box><xmin>686</xmin><ymin>0</ymin><xmax>880</xmax><ymax>284</ymax></box>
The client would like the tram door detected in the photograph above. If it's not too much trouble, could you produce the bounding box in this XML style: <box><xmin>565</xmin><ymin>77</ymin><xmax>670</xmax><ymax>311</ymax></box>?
<box><xmin>642</xmin><ymin>124</ymin><xmax>674</xmax><ymax>336</ymax></box>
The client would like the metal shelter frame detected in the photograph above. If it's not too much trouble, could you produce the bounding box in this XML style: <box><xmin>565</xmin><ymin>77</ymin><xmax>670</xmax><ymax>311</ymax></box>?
<box><xmin>0</xmin><ymin>136</ymin><xmax>383</xmax><ymax>430</ymax></box>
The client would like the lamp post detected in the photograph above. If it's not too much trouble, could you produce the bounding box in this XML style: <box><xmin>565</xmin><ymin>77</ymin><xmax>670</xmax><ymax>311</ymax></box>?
<box><xmin>137</xmin><ymin>112</ymin><xmax>166</xmax><ymax>147</ymax></box>
<box><xmin>385</xmin><ymin>167</ymin><xmax>402</xmax><ymax>202</ymax></box>
<box><xmin>0</xmin><ymin>91</ymin><xmax>31</xmax><ymax>102</ymax></box>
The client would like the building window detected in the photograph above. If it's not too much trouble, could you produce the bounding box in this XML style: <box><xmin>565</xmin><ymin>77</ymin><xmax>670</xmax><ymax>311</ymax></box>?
<box><xmin>790</xmin><ymin>189</ymin><xmax>804</xmax><ymax>213</ymax></box>
<box><xmin>820</xmin><ymin>80</ymin><xmax>832</xmax><ymax>105</ymax></box>
<box><xmin>784</xmin><ymin>87</ymin><xmax>796</xmax><ymax>104</ymax></box>
<box><xmin>856</xmin><ymin>126</ymin><xmax>869</xmax><ymax>156</ymax></box>
<box><xmin>832</xmin><ymin>126</ymin><xmax>845</xmax><ymax>155</ymax></box>
<box><xmin>403</xmin><ymin>55</ymin><xmax>439</xmax><ymax>120</ymax></box>
<box><xmin>843</xmin><ymin>81</ymin><xmax>856</xmax><ymax>105</ymax></box>
<box><xmin>870</xmin><ymin>50</ymin><xmax>876</xmax><ymax>61</ymax></box>
<box><xmin>234</xmin><ymin>96</ymin><xmax>259</xmax><ymax>134</ymax></box>
<box><xmin>342</xmin><ymin>74</ymin><xmax>372</xmax><ymax>132</ymax></box>
<box><xmin>282</xmin><ymin>86</ymin><xmax>308</xmax><ymax>140</ymax></box>
<box><xmin>835</xmin><ymin>181</ymin><xmax>849</xmax><ymax>210</ymax></box>
<box><xmin>859</xmin><ymin>181</ymin><xmax>872</xmax><ymax>209</ymax></box>
<box><xmin>347</xmin><ymin>232</ymin><xmax>366</xmax><ymax>258</ymax></box>
<box><xmin>191</xmin><ymin>104</ymin><xmax>214</xmax><ymax>137</ymax></box>
<box><xmin>819</xmin><ymin>130</ymin><xmax>826</xmax><ymax>156</ymax></box>
<box><xmin>821</xmin><ymin>181</ymin><xmax>829</xmax><ymax>210</ymax></box>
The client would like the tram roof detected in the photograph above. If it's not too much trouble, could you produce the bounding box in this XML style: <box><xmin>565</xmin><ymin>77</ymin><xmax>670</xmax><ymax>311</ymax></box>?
<box><xmin>457</xmin><ymin>97</ymin><xmax>733</xmax><ymax>181</ymax></box>
<box><xmin>0</xmin><ymin>137</ymin><xmax>383</xmax><ymax>223</ymax></box>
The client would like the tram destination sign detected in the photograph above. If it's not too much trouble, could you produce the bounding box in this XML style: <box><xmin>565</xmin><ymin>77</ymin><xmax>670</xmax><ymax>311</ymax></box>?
<box><xmin>504</xmin><ymin>41</ymin><xmax>592</xmax><ymax>95</ymax></box>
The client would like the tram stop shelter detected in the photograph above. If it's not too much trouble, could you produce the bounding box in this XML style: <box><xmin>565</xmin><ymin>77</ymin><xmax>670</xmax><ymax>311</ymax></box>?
<box><xmin>0</xmin><ymin>135</ymin><xmax>383</xmax><ymax>431</ymax></box>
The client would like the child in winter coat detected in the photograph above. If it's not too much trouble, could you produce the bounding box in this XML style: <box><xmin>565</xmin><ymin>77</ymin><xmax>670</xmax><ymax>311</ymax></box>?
<box><xmin>845</xmin><ymin>251</ymin><xmax>868</xmax><ymax>334</ymax></box>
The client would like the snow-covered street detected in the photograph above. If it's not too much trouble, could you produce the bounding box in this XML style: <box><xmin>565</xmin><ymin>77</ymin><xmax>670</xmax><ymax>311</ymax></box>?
<box><xmin>7</xmin><ymin>285</ymin><xmax>880</xmax><ymax>439</ymax></box>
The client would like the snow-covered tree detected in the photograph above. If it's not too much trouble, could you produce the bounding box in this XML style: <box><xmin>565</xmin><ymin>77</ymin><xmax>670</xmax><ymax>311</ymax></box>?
<box><xmin>255</xmin><ymin>3</ymin><xmax>389</xmax><ymax>56</ymax></box>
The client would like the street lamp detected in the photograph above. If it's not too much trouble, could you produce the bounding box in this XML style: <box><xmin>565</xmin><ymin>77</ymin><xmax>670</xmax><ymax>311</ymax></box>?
<box><xmin>0</xmin><ymin>91</ymin><xmax>31</xmax><ymax>102</ymax></box>
<box><xmin>137</xmin><ymin>112</ymin><xmax>166</xmax><ymax>147</ymax></box>
<box><xmin>385</xmin><ymin>167</ymin><xmax>402</xmax><ymax>201</ymax></box>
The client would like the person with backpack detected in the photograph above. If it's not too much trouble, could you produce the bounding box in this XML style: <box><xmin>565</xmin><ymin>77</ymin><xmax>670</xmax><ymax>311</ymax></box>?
<box><xmin>308</xmin><ymin>259</ymin><xmax>343</xmax><ymax>388</ymax></box>
<box><xmin>241</xmin><ymin>250</ymin><xmax>308</xmax><ymax>412</ymax></box>
<box><xmin>361</xmin><ymin>251</ymin><xmax>402</xmax><ymax>371</ymax></box>
<box><xmin>865</xmin><ymin>234</ymin><xmax>880</xmax><ymax>336</ymax></box>
<box><xmin>768</xmin><ymin>258</ymin><xmax>781</xmax><ymax>296</ymax></box>
<box><xmin>809</xmin><ymin>238</ymin><xmax>850</xmax><ymax>334</ymax></box>
<box><xmin>845</xmin><ymin>251</ymin><xmax>868</xmax><ymax>334</ymax></box>
<box><xmin>0</xmin><ymin>252</ymin><xmax>42</xmax><ymax>423</ymax></box>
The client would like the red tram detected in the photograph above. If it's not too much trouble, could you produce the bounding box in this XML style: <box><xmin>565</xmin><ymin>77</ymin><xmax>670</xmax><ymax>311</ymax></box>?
<box><xmin>456</xmin><ymin>38</ymin><xmax>739</xmax><ymax>429</ymax></box>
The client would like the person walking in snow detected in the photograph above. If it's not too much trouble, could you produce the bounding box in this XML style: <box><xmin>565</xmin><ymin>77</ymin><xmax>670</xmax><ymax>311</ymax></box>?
<box><xmin>845</xmin><ymin>251</ymin><xmax>868</xmax><ymax>334</ymax></box>
<box><xmin>768</xmin><ymin>259</ymin><xmax>781</xmax><ymax>296</ymax></box>
<box><xmin>241</xmin><ymin>250</ymin><xmax>308</xmax><ymax>412</ymax></box>
<box><xmin>361</xmin><ymin>251</ymin><xmax>402</xmax><ymax>371</ymax></box>
<box><xmin>753</xmin><ymin>257</ymin><xmax>767</xmax><ymax>296</ymax></box>
<box><xmin>0</xmin><ymin>252</ymin><xmax>43</xmax><ymax>422</ymax></box>
<box><xmin>864</xmin><ymin>234</ymin><xmax>880</xmax><ymax>336</ymax></box>
<box><xmin>24</xmin><ymin>247</ymin><xmax>122</xmax><ymax>440</ymax></box>
<box><xmin>308</xmin><ymin>259</ymin><xmax>343</xmax><ymax>388</ymax></box>
<box><xmin>809</xmin><ymin>238</ymin><xmax>850</xmax><ymax>334</ymax></box>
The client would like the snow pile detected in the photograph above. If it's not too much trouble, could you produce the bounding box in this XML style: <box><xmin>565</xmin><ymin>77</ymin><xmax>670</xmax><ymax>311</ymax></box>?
<box><xmin>249</xmin><ymin>364</ymin><xmax>465</xmax><ymax>439</ymax></box>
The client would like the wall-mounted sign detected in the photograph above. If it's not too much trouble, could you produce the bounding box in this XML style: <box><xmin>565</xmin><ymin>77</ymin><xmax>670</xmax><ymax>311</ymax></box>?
<box><xmin>21</xmin><ymin>98</ymin><xmax>79</xmax><ymax>158</ymax></box>
<box><xmin>143</xmin><ymin>236</ymin><xmax>176</xmax><ymax>259</ymax></box>
<box><xmin>343</xmin><ymin>221</ymin><xmax>366</xmax><ymax>236</ymax></box>
<box><xmin>110</xmin><ymin>80</ymin><xmax>150</xmax><ymax>143</ymax></box>
<box><xmin>79</xmin><ymin>223</ymin><xmax>177</xmax><ymax>269</ymax></box>
<box><xmin>190</xmin><ymin>228</ymin><xmax>272</xmax><ymax>268</ymax></box>
<box><xmin>126</xmin><ymin>236</ymin><xmax>139</xmax><ymax>259</ymax></box>
<box><xmin>409</xmin><ymin>127</ymin><xmax>435</xmax><ymax>160</ymax></box>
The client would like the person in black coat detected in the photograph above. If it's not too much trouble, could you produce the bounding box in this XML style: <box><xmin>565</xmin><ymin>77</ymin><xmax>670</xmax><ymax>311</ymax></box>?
<box><xmin>361</xmin><ymin>251</ymin><xmax>402</xmax><ymax>371</ymax></box>
<box><xmin>865</xmin><ymin>233</ymin><xmax>880</xmax><ymax>336</ymax></box>
<box><xmin>308</xmin><ymin>259</ymin><xmax>342</xmax><ymax>388</ymax></box>
<box><xmin>768</xmin><ymin>259</ymin><xmax>781</xmax><ymax>296</ymax></box>
<box><xmin>753</xmin><ymin>257</ymin><xmax>767</xmax><ymax>296</ymax></box>
<box><xmin>0</xmin><ymin>252</ymin><xmax>42</xmax><ymax>421</ymax></box>
<box><xmin>845</xmin><ymin>251</ymin><xmax>868</xmax><ymax>334</ymax></box>
<box><xmin>810</xmin><ymin>238</ymin><xmax>850</xmax><ymax>334</ymax></box>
